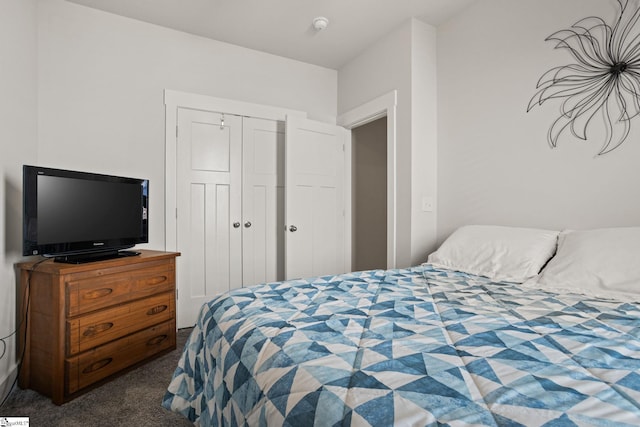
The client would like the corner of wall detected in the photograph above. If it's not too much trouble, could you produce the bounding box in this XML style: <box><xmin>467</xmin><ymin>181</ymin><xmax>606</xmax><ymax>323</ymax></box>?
<box><xmin>1</xmin><ymin>0</ymin><xmax>38</xmax><ymax>405</ymax></box>
<box><xmin>409</xmin><ymin>18</ymin><xmax>439</xmax><ymax>264</ymax></box>
<box><xmin>0</xmin><ymin>365</ymin><xmax>19</xmax><ymax>405</ymax></box>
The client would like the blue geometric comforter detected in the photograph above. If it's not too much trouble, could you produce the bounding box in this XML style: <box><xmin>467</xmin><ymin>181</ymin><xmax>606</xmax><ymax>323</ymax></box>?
<box><xmin>162</xmin><ymin>265</ymin><xmax>640</xmax><ymax>426</ymax></box>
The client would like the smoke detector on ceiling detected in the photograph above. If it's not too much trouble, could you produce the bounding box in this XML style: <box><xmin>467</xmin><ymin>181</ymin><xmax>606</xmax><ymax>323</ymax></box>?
<box><xmin>312</xmin><ymin>16</ymin><xmax>329</xmax><ymax>31</ymax></box>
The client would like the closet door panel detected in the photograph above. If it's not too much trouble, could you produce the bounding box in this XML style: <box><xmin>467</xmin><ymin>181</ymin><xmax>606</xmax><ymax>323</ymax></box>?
<box><xmin>285</xmin><ymin>116</ymin><xmax>347</xmax><ymax>280</ymax></box>
<box><xmin>173</xmin><ymin>108</ymin><xmax>347</xmax><ymax>328</ymax></box>
<box><xmin>176</xmin><ymin>109</ymin><xmax>242</xmax><ymax>327</ymax></box>
<box><xmin>242</xmin><ymin>118</ymin><xmax>285</xmax><ymax>286</ymax></box>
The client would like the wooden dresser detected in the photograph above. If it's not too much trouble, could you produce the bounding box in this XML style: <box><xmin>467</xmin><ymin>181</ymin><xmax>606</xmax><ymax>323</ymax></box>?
<box><xmin>16</xmin><ymin>250</ymin><xmax>180</xmax><ymax>404</ymax></box>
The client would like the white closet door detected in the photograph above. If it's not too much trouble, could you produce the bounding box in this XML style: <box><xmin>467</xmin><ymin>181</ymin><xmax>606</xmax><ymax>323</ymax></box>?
<box><xmin>176</xmin><ymin>108</ymin><xmax>243</xmax><ymax>327</ymax></box>
<box><xmin>285</xmin><ymin>116</ymin><xmax>347</xmax><ymax>280</ymax></box>
<box><xmin>242</xmin><ymin>117</ymin><xmax>285</xmax><ymax>285</ymax></box>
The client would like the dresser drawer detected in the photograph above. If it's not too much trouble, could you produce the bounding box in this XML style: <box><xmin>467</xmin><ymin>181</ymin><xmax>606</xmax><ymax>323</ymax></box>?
<box><xmin>66</xmin><ymin>262</ymin><xmax>175</xmax><ymax>317</ymax></box>
<box><xmin>67</xmin><ymin>291</ymin><xmax>174</xmax><ymax>356</ymax></box>
<box><xmin>66</xmin><ymin>320</ymin><xmax>175</xmax><ymax>394</ymax></box>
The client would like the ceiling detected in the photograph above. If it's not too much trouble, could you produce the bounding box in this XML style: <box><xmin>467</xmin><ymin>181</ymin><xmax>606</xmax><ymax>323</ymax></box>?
<box><xmin>65</xmin><ymin>0</ymin><xmax>477</xmax><ymax>69</ymax></box>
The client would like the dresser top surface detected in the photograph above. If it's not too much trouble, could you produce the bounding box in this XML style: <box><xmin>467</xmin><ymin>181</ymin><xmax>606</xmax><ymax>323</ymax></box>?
<box><xmin>17</xmin><ymin>250</ymin><xmax>180</xmax><ymax>274</ymax></box>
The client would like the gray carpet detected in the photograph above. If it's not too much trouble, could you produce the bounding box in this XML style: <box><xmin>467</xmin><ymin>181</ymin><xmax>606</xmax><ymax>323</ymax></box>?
<box><xmin>0</xmin><ymin>328</ymin><xmax>194</xmax><ymax>426</ymax></box>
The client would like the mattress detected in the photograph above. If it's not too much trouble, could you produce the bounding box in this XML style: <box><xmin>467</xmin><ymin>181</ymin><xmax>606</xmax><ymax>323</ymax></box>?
<box><xmin>162</xmin><ymin>265</ymin><xmax>640</xmax><ymax>426</ymax></box>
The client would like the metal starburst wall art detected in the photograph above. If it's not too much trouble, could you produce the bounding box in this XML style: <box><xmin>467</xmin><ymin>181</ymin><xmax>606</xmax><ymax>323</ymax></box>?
<box><xmin>527</xmin><ymin>0</ymin><xmax>640</xmax><ymax>155</ymax></box>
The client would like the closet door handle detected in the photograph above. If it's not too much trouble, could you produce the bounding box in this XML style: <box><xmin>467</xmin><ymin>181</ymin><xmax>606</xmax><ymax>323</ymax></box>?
<box><xmin>244</xmin><ymin>221</ymin><xmax>252</xmax><ymax>228</ymax></box>
<box><xmin>233</xmin><ymin>222</ymin><xmax>241</xmax><ymax>228</ymax></box>
<box><xmin>289</xmin><ymin>225</ymin><xmax>297</xmax><ymax>232</ymax></box>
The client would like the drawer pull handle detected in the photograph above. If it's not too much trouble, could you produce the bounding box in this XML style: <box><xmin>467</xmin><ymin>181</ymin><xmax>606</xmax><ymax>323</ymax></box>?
<box><xmin>145</xmin><ymin>276</ymin><xmax>168</xmax><ymax>286</ymax></box>
<box><xmin>83</xmin><ymin>288</ymin><xmax>113</xmax><ymax>300</ymax></box>
<box><xmin>147</xmin><ymin>335</ymin><xmax>168</xmax><ymax>346</ymax></box>
<box><xmin>82</xmin><ymin>358</ymin><xmax>112</xmax><ymax>374</ymax></box>
<box><xmin>83</xmin><ymin>322</ymin><xmax>114</xmax><ymax>337</ymax></box>
<box><xmin>147</xmin><ymin>305</ymin><xmax>168</xmax><ymax>316</ymax></box>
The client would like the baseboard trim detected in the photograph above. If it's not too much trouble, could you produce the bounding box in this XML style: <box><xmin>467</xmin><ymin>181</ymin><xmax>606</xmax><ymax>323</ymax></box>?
<box><xmin>0</xmin><ymin>363</ymin><xmax>19</xmax><ymax>404</ymax></box>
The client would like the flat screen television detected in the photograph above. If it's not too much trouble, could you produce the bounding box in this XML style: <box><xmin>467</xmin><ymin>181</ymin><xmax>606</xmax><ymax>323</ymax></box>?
<box><xmin>23</xmin><ymin>165</ymin><xmax>149</xmax><ymax>263</ymax></box>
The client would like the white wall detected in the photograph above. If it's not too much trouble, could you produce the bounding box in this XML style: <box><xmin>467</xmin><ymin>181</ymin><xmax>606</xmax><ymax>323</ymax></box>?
<box><xmin>437</xmin><ymin>0</ymin><xmax>640</xmax><ymax>242</ymax></box>
<box><xmin>339</xmin><ymin>19</ymin><xmax>438</xmax><ymax>267</ymax></box>
<box><xmin>0</xmin><ymin>0</ymin><xmax>38</xmax><ymax>403</ymax></box>
<box><xmin>37</xmin><ymin>0</ymin><xmax>338</xmax><ymax>251</ymax></box>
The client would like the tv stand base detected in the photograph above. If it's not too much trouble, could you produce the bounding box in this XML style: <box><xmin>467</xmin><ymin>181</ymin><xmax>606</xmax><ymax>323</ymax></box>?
<box><xmin>54</xmin><ymin>249</ymin><xmax>141</xmax><ymax>264</ymax></box>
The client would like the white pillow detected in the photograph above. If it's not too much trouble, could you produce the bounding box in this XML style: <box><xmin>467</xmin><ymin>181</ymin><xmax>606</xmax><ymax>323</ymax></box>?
<box><xmin>427</xmin><ymin>225</ymin><xmax>559</xmax><ymax>283</ymax></box>
<box><xmin>530</xmin><ymin>227</ymin><xmax>640</xmax><ymax>296</ymax></box>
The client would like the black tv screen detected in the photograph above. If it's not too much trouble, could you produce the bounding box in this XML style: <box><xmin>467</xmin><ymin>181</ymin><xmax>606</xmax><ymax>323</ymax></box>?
<box><xmin>23</xmin><ymin>165</ymin><xmax>148</xmax><ymax>263</ymax></box>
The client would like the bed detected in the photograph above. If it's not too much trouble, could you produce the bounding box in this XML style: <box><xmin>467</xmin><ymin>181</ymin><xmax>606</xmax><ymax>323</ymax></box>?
<box><xmin>163</xmin><ymin>225</ymin><xmax>640</xmax><ymax>426</ymax></box>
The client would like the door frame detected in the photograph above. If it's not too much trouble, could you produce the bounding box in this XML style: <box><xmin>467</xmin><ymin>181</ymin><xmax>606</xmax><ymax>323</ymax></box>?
<box><xmin>337</xmin><ymin>90</ymin><xmax>397</xmax><ymax>270</ymax></box>
<box><xmin>163</xmin><ymin>89</ymin><xmax>306</xmax><ymax>253</ymax></box>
